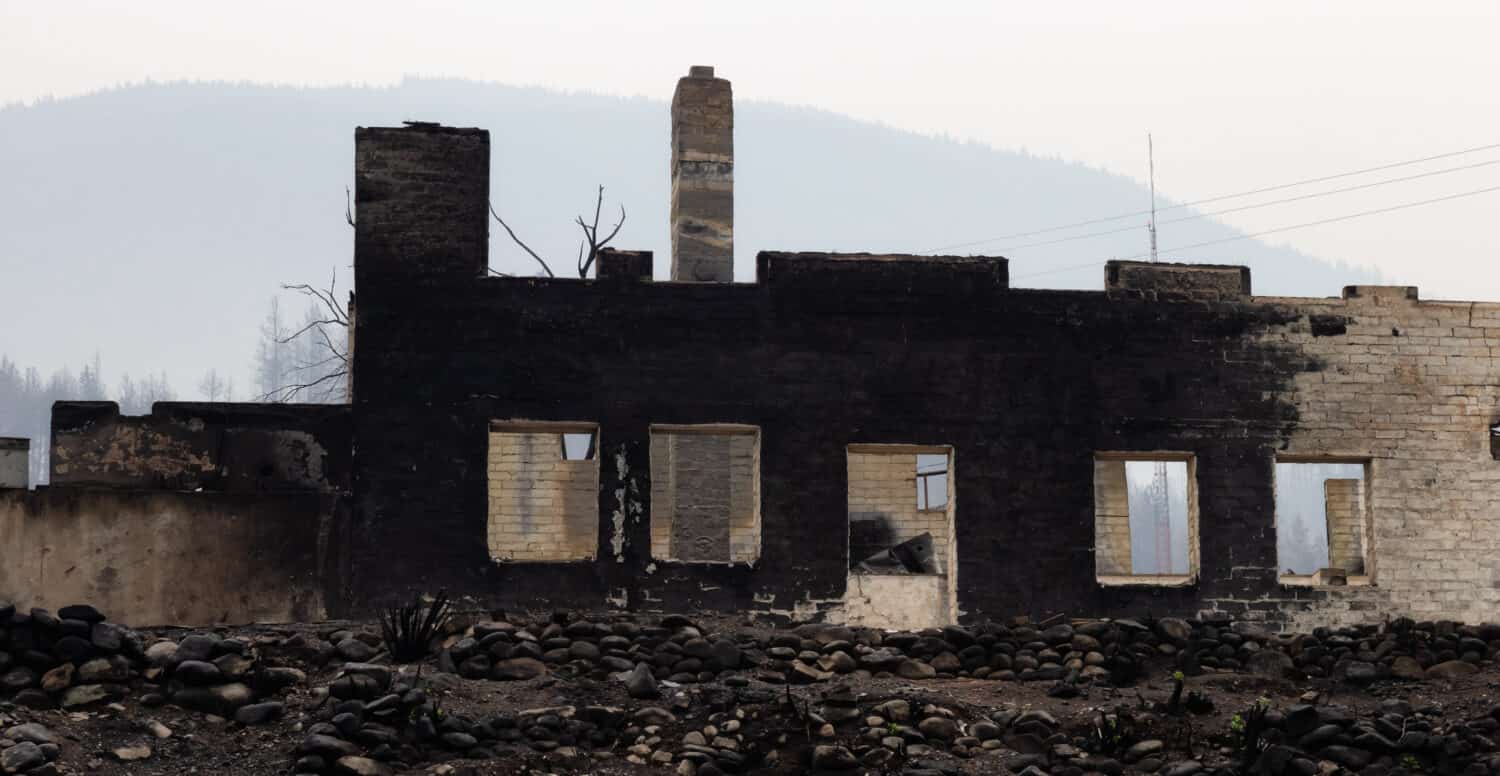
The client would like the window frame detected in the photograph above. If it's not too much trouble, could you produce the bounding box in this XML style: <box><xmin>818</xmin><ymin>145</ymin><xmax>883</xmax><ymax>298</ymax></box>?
<box><xmin>1093</xmin><ymin>451</ymin><xmax>1200</xmax><ymax>588</ymax></box>
<box><xmin>647</xmin><ymin>423</ymin><xmax>762</xmax><ymax>566</ymax></box>
<box><xmin>485</xmin><ymin>420</ymin><xmax>602</xmax><ymax>564</ymax></box>
<box><xmin>1273</xmin><ymin>454</ymin><xmax>1375</xmax><ymax>588</ymax></box>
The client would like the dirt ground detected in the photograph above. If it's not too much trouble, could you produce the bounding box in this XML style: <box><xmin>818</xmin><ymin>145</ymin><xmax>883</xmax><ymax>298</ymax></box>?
<box><xmin>11</xmin><ymin>616</ymin><xmax>1500</xmax><ymax>776</ymax></box>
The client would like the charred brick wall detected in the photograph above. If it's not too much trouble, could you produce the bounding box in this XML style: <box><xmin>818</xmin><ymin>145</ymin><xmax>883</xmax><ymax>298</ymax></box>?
<box><xmin>50</xmin><ymin>401</ymin><xmax>350</xmax><ymax>493</ymax></box>
<box><xmin>348</xmin><ymin>248</ymin><xmax>1314</xmax><ymax>621</ymax></box>
<box><xmin>346</xmin><ymin>123</ymin><xmax>1500</xmax><ymax>629</ymax></box>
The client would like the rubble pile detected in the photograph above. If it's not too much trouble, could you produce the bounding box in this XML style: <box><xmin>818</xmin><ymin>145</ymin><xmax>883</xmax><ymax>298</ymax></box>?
<box><xmin>5</xmin><ymin>598</ymin><xmax>1500</xmax><ymax>775</ymax></box>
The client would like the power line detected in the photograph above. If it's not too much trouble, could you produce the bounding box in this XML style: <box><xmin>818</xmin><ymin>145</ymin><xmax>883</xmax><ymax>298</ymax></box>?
<box><xmin>993</xmin><ymin>157</ymin><xmax>1500</xmax><ymax>255</ymax></box>
<box><xmin>1010</xmin><ymin>183</ymin><xmax>1500</xmax><ymax>281</ymax></box>
<box><xmin>924</xmin><ymin>140</ymin><xmax>1500</xmax><ymax>254</ymax></box>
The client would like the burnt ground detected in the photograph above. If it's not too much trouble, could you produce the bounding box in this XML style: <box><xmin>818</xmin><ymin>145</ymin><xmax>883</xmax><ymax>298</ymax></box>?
<box><xmin>5</xmin><ymin>613</ymin><xmax>1500</xmax><ymax>776</ymax></box>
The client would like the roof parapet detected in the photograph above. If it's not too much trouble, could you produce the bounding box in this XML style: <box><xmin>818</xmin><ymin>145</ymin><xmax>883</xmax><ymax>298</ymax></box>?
<box><xmin>1106</xmin><ymin>260</ymin><xmax>1251</xmax><ymax>300</ymax></box>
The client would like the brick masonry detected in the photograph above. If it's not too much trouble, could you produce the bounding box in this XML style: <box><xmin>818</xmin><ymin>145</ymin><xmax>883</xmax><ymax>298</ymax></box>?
<box><xmin>342</xmin><ymin>121</ymin><xmax>1500</xmax><ymax>632</ymax></box>
<box><xmin>487</xmin><ymin>430</ymin><xmax>599</xmax><ymax>562</ymax></box>
<box><xmin>1324</xmin><ymin>478</ymin><xmax>1366</xmax><ymax>574</ymax></box>
<box><xmin>648</xmin><ymin>430</ymin><xmax>759</xmax><ymax>563</ymax></box>
<box><xmin>670</xmin><ymin>66</ymin><xmax>733</xmax><ymax>282</ymax></box>
<box><xmin>1092</xmin><ymin>458</ymin><xmax>1132</xmax><ymax>576</ymax></box>
<box><xmin>847</xmin><ymin>449</ymin><xmax>951</xmax><ymax>575</ymax></box>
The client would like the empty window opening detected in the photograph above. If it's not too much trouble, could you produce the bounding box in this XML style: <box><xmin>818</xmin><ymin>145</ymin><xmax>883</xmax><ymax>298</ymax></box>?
<box><xmin>1275</xmin><ymin>460</ymin><xmax>1368</xmax><ymax>582</ymax></box>
<box><xmin>1491</xmin><ymin>421</ymin><xmax>1500</xmax><ymax>461</ymax></box>
<box><xmin>649</xmin><ymin>425</ymin><xmax>760</xmax><ymax>563</ymax></box>
<box><xmin>1094</xmin><ymin>454</ymin><xmax>1198</xmax><ymax>584</ymax></box>
<box><xmin>487</xmin><ymin>422</ymin><xmax>600</xmax><ymax>562</ymax></box>
<box><xmin>561</xmin><ymin>432</ymin><xmax>596</xmax><ymax>461</ymax></box>
<box><xmin>849</xmin><ymin>446</ymin><xmax>953</xmax><ymax>575</ymax></box>
<box><xmin>916</xmin><ymin>453</ymin><xmax>949</xmax><ymax>510</ymax></box>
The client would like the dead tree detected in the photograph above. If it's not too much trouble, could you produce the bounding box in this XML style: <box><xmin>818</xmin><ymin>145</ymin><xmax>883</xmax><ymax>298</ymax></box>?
<box><xmin>489</xmin><ymin>185</ymin><xmax>625</xmax><ymax>278</ymax></box>
<box><xmin>262</xmin><ymin>268</ymin><xmax>350</xmax><ymax>403</ymax></box>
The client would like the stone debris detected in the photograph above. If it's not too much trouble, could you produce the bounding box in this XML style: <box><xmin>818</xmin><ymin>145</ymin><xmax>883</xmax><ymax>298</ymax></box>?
<box><xmin>3</xmin><ymin>599</ymin><xmax>1500</xmax><ymax>774</ymax></box>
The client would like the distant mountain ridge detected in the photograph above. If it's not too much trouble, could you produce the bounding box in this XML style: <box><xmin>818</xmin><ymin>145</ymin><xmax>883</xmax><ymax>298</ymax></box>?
<box><xmin>0</xmin><ymin>77</ymin><xmax>1378</xmax><ymax>390</ymax></box>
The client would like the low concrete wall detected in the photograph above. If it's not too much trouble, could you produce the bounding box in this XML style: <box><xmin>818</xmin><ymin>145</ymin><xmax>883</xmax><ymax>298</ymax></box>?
<box><xmin>0</xmin><ymin>487</ymin><xmax>329</xmax><ymax>627</ymax></box>
<box><xmin>842</xmin><ymin>573</ymin><xmax>949</xmax><ymax>631</ymax></box>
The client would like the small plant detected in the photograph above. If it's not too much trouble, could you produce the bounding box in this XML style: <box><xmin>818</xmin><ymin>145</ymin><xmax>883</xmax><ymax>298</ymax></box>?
<box><xmin>1400</xmin><ymin>753</ymin><xmax>1423</xmax><ymax>772</ymax></box>
<box><xmin>1233</xmin><ymin>697</ymin><xmax>1273</xmax><ymax>770</ymax></box>
<box><xmin>380</xmin><ymin>589</ymin><xmax>452</xmax><ymax>663</ymax></box>
<box><xmin>1087</xmin><ymin>710</ymin><xmax>1136</xmax><ymax>755</ymax></box>
<box><xmin>1167</xmin><ymin>670</ymin><xmax>1186</xmax><ymax>714</ymax></box>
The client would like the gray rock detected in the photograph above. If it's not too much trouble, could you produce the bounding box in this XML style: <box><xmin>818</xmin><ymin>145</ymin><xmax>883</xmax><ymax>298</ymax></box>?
<box><xmin>144</xmin><ymin>641</ymin><xmax>178</xmax><ymax>667</ymax></box>
<box><xmin>335</xmin><ymin>639</ymin><xmax>377</xmax><ymax>663</ymax></box>
<box><xmin>0</xmin><ymin>668</ymin><xmax>38</xmax><ymax>693</ymax></box>
<box><xmin>917</xmin><ymin>717</ymin><xmax>959</xmax><ymax>741</ymax></box>
<box><xmin>174</xmin><ymin>634</ymin><xmax>218</xmax><ymax>663</ymax></box>
<box><xmin>77</xmin><ymin>656</ymin><xmax>129</xmax><ymax>684</ymax></box>
<box><xmin>1246</xmin><ymin>650</ymin><xmax>1294</xmax><ymax>677</ymax></box>
<box><xmin>1426</xmin><ymin>659</ymin><xmax>1478</xmax><ymax>679</ymax></box>
<box><xmin>299</xmin><ymin>734</ymin><xmax>359</xmax><ymax>760</ymax></box>
<box><xmin>969</xmin><ymin>720</ymin><xmax>1001</xmax><ymax>741</ymax></box>
<box><xmin>896</xmin><ymin>659</ymin><xmax>936</xmax><ymax>680</ymax></box>
<box><xmin>1</xmin><ymin>742</ymin><xmax>46</xmax><ymax>773</ymax></box>
<box><xmin>89</xmin><ymin>623</ymin><xmax>124</xmax><ymax>652</ymax></box>
<box><xmin>1125</xmin><ymin>739</ymin><xmax>1164</xmax><ymax>762</ymax></box>
<box><xmin>174</xmin><ymin>660</ymin><xmax>223</xmax><ymax>685</ymax></box>
<box><xmin>1390</xmin><ymin>656</ymin><xmax>1425</xmax><ymax>680</ymax></box>
<box><xmin>633</xmin><ymin>707</ymin><xmax>676</xmax><ymax>726</ymax></box>
<box><xmin>3</xmin><ymin>724</ymin><xmax>57</xmax><ymax>746</ymax></box>
<box><xmin>58</xmin><ymin>604</ymin><xmax>105</xmax><ymax>623</ymax></box>
<box><xmin>1155</xmin><ymin>618</ymin><xmax>1192</xmax><ymax>642</ymax></box>
<box><xmin>255</xmin><ymin>666</ymin><xmax>307</xmax><ymax>693</ymax></box>
<box><xmin>441</xmin><ymin>732</ymin><xmax>477</xmax><ymax>750</ymax></box>
<box><xmin>234</xmin><ymin>701</ymin><xmax>285</xmax><ymax>725</ymax></box>
<box><xmin>810</xmin><ymin>744</ymin><xmax>858</xmax><ymax>770</ymax></box>
<box><xmin>1321</xmin><ymin>745</ymin><xmax>1372</xmax><ymax>770</ymax></box>
<box><xmin>1342</xmin><ymin>660</ymin><xmax>1378</xmax><ymax>683</ymax></box>
<box><xmin>338</xmin><ymin>662</ymin><xmax>391</xmax><ymax>690</ymax></box>
<box><xmin>625</xmin><ymin>662</ymin><xmax>659</xmax><ymax>699</ymax></box>
<box><xmin>112</xmin><ymin>744</ymin><xmax>151</xmax><ymax>762</ymax></box>
<box><xmin>172</xmin><ymin>682</ymin><xmax>253</xmax><ymax>714</ymax></box>
<box><xmin>492</xmin><ymin>657</ymin><xmax>547</xmax><ymax>681</ymax></box>
<box><xmin>333</xmin><ymin>755</ymin><xmax>392</xmax><ymax>776</ymax></box>
<box><xmin>60</xmin><ymin>684</ymin><xmax>110</xmax><ymax>708</ymax></box>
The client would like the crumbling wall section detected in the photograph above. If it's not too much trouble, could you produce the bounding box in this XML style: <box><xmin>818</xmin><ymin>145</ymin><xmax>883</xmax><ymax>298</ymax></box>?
<box><xmin>0</xmin><ymin>438</ymin><xmax>28</xmax><ymax>489</ymax></box>
<box><xmin>0</xmin><ymin>487</ymin><xmax>327</xmax><ymax>626</ymax></box>
<box><xmin>49</xmin><ymin>401</ymin><xmax>350</xmax><ymax>493</ymax></box>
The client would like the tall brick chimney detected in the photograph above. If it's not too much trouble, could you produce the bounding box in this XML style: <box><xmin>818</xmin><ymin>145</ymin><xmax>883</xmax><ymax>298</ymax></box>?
<box><xmin>671</xmin><ymin>66</ymin><xmax>733</xmax><ymax>282</ymax></box>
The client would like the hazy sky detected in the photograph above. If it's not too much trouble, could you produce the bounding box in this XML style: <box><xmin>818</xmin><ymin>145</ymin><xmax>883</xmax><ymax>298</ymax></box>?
<box><xmin>3</xmin><ymin>1</ymin><xmax>1498</xmax><ymax>300</ymax></box>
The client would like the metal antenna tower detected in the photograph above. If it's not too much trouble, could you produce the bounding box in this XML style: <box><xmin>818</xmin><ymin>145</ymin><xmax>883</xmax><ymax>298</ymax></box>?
<box><xmin>1148</xmin><ymin>133</ymin><xmax>1159</xmax><ymax>262</ymax></box>
<box><xmin>1148</xmin><ymin>461</ymin><xmax>1172</xmax><ymax>572</ymax></box>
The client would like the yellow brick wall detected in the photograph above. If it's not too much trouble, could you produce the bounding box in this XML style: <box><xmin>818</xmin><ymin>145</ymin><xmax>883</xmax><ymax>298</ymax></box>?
<box><xmin>1324</xmin><ymin>478</ymin><xmax>1367</xmax><ymax>574</ymax></box>
<box><xmin>1093</xmin><ymin>458</ymin><xmax>1132</xmax><ymax>575</ymax></box>
<box><xmin>1256</xmin><ymin>289</ymin><xmax>1500</xmax><ymax>627</ymax></box>
<box><xmin>847</xmin><ymin>450</ymin><xmax>950</xmax><ymax>574</ymax></box>
<box><xmin>649</xmin><ymin>429</ymin><xmax>760</xmax><ymax>563</ymax></box>
<box><xmin>486</xmin><ymin>430</ymin><xmax>598</xmax><ymax>562</ymax></box>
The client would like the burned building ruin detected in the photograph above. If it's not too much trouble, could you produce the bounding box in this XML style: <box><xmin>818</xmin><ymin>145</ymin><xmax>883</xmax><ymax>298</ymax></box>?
<box><xmin>3</xmin><ymin>66</ymin><xmax>1500</xmax><ymax>633</ymax></box>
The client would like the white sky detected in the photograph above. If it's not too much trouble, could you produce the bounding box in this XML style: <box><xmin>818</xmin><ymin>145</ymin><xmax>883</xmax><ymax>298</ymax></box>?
<box><xmin>2</xmin><ymin>0</ymin><xmax>1498</xmax><ymax>299</ymax></box>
